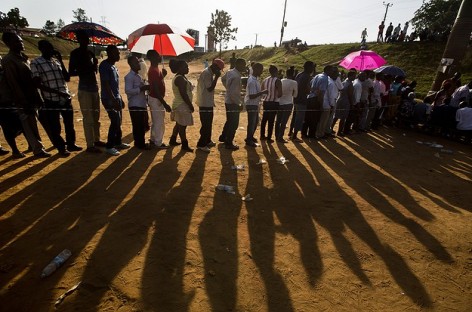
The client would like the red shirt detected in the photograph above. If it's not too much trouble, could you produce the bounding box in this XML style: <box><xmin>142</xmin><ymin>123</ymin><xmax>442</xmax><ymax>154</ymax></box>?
<box><xmin>148</xmin><ymin>66</ymin><xmax>165</xmax><ymax>98</ymax></box>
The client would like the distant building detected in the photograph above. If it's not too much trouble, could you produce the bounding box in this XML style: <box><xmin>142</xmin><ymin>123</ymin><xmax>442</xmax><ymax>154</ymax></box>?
<box><xmin>186</xmin><ymin>28</ymin><xmax>200</xmax><ymax>46</ymax></box>
<box><xmin>0</xmin><ymin>26</ymin><xmax>44</xmax><ymax>37</ymax></box>
<box><xmin>206</xmin><ymin>27</ymin><xmax>216</xmax><ymax>52</ymax></box>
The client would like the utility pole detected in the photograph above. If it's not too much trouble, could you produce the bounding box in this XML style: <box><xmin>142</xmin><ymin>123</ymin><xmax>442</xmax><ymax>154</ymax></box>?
<box><xmin>431</xmin><ymin>0</ymin><xmax>472</xmax><ymax>91</ymax></box>
<box><xmin>279</xmin><ymin>0</ymin><xmax>288</xmax><ymax>47</ymax></box>
<box><xmin>382</xmin><ymin>2</ymin><xmax>393</xmax><ymax>23</ymax></box>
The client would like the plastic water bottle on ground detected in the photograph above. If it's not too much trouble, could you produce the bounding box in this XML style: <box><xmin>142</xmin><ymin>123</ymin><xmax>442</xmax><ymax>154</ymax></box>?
<box><xmin>41</xmin><ymin>249</ymin><xmax>72</xmax><ymax>278</ymax></box>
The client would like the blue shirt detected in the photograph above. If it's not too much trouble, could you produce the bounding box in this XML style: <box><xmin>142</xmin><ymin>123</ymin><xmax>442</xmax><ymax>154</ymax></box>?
<box><xmin>99</xmin><ymin>60</ymin><xmax>120</xmax><ymax>100</ymax></box>
<box><xmin>308</xmin><ymin>73</ymin><xmax>328</xmax><ymax>99</ymax></box>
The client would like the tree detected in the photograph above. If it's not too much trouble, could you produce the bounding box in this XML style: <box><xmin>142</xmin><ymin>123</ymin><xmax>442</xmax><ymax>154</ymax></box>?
<box><xmin>5</xmin><ymin>7</ymin><xmax>29</xmax><ymax>30</ymax></box>
<box><xmin>208</xmin><ymin>9</ymin><xmax>238</xmax><ymax>54</ymax></box>
<box><xmin>72</xmin><ymin>8</ymin><xmax>89</xmax><ymax>22</ymax></box>
<box><xmin>56</xmin><ymin>18</ymin><xmax>65</xmax><ymax>32</ymax></box>
<box><xmin>0</xmin><ymin>11</ymin><xmax>9</xmax><ymax>30</ymax></box>
<box><xmin>43</xmin><ymin>20</ymin><xmax>56</xmax><ymax>36</ymax></box>
<box><xmin>411</xmin><ymin>0</ymin><xmax>461</xmax><ymax>36</ymax></box>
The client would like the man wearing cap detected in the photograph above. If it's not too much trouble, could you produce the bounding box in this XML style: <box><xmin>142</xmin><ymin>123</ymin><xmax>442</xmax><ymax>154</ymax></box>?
<box><xmin>196</xmin><ymin>58</ymin><xmax>224</xmax><ymax>152</ymax></box>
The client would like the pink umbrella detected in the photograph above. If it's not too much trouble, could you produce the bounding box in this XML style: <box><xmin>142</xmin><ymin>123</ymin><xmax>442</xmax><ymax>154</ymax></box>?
<box><xmin>127</xmin><ymin>24</ymin><xmax>195</xmax><ymax>56</ymax></box>
<box><xmin>339</xmin><ymin>50</ymin><xmax>386</xmax><ymax>71</ymax></box>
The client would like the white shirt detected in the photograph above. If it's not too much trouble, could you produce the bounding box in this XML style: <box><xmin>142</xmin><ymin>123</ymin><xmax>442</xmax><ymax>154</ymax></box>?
<box><xmin>450</xmin><ymin>85</ymin><xmax>470</xmax><ymax>107</ymax></box>
<box><xmin>322</xmin><ymin>77</ymin><xmax>338</xmax><ymax>109</ymax></box>
<box><xmin>244</xmin><ymin>75</ymin><xmax>262</xmax><ymax>106</ymax></box>
<box><xmin>125</xmin><ymin>70</ymin><xmax>147</xmax><ymax>108</ymax></box>
<box><xmin>456</xmin><ymin>107</ymin><xmax>472</xmax><ymax>130</ymax></box>
<box><xmin>279</xmin><ymin>78</ymin><xmax>298</xmax><ymax>105</ymax></box>
<box><xmin>138</xmin><ymin>58</ymin><xmax>148</xmax><ymax>81</ymax></box>
<box><xmin>196</xmin><ymin>67</ymin><xmax>215</xmax><ymax>107</ymax></box>
<box><xmin>372</xmin><ymin>79</ymin><xmax>386</xmax><ymax>107</ymax></box>
<box><xmin>222</xmin><ymin>68</ymin><xmax>242</xmax><ymax>104</ymax></box>
<box><xmin>353</xmin><ymin>79</ymin><xmax>363</xmax><ymax>103</ymax></box>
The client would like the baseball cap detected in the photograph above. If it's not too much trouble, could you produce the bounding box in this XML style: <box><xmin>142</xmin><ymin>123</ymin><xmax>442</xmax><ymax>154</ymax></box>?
<box><xmin>212</xmin><ymin>58</ymin><xmax>225</xmax><ymax>70</ymax></box>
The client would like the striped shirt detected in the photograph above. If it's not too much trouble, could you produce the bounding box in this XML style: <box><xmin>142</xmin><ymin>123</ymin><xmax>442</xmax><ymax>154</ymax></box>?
<box><xmin>31</xmin><ymin>56</ymin><xmax>69</xmax><ymax>102</ymax></box>
<box><xmin>262</xmin><ymin>76</ymin><xmax>280</xmax><ymax>102</ymax></box>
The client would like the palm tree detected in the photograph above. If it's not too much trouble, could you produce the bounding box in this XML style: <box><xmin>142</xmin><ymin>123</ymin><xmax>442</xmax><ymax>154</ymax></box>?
<box><xmin>431</xmin><ymin>0</ymin><xmax>472</xmax><ymax>91</ymax></box>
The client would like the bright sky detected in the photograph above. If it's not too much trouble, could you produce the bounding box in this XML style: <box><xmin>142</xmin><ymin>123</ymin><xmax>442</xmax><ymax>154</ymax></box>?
<box><xmin>2</xmin><ymin>0</ymin><xmax>424</xmax><ymax>48</ymax></box>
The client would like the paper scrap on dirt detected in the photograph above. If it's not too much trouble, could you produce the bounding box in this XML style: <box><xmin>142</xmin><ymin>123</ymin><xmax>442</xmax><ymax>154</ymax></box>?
<box><xmin>276</xmin><ymin>157</ymin><xmax>289</xmax><ymax>165</ymax></box>
<box><xmin>55</xmin><ymin>281</ymin><xmax>82</xmax><ymax>308</ymax></box>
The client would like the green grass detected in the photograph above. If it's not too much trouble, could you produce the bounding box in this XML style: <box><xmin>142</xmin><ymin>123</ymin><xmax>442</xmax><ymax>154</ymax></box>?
<box><xmin>203</xmin><ymin>42</ymin><xmax>472</xmax><ymax>98</ymax></box>
<box><xmin>2</xmin><ymin>35</ymin><xmax>471</xmax><ymax>98</ymax></box>
<box><xmin>0</xmin><ymin>33</ymin><xmax>79</xmax><ymax>59</ymax></box>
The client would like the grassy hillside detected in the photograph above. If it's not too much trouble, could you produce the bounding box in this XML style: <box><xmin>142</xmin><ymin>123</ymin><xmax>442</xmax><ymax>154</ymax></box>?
<box><xmin>0</xmin><ymin>34</ymin><xmax>78</xmax><ymax>58</ymax></box>
<box><xmin>203</xmin><ymin>42</ymin><xmax>472</xmax><ymax>98</ymax></box>
<box><xmin>1</xmin><ymin>35</ymin><xmax>471</xmax><ymax>98</ymax></box>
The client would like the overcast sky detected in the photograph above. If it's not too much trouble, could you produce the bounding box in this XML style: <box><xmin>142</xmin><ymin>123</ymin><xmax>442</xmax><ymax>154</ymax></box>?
<box><xmin>2</xmin><ymin>0</ymin><xmax>425</xmax><ymax>48</ymax></box>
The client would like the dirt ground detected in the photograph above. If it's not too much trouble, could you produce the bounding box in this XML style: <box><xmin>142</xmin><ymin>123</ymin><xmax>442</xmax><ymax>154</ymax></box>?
<box><xmin>0</xmin><ymin>59</ymin><xmax>471</xmax><ymax>312</ymax></box>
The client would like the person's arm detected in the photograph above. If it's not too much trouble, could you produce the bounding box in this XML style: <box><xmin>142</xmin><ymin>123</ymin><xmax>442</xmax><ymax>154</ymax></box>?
<box><xmin>248</xmin><ymin>80</ymin><xmax>267</xmax><ymax>99</ymax></box>
<box><xmin>54</xmin><ymin>54</ymin><xmax>70</xmax><ymax>82</ymax></box>
<box><xmin>275</xmin><ymin>78</ymin><xmax>283</xmax><ymax>98</ymax></box>
<box><xmin>175</xmin><ymin>75</ymin><xmax>194</xmax><ymax>112</ymax></box>
<box><xmin>100</xmin><ymin>64</ymin><xmax>121</xmax><ymax>110</ymax></box>
<box><xmin>68</xmin><ymin>51</ymin><xmax>78</xmax><ymax>77</ymax></box>
<box><xmin>292</xmin><ymin>81</ymin><xmax>298</xmax><ymax>99</ymax></box>
<box><xmin>207</xmin><ymin>69</ymin><xmax>221</xmax><ymax>92</ymax></box>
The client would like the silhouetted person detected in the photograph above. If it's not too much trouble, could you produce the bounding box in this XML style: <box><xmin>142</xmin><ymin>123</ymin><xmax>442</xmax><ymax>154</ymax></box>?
<box><xmin>69</xmin><ymin>30</ymin><xmax>105</xmax><ymax>153</ymax></box>
<box><xmin>1</xmin><ymin>32</ymin><xmax>50</xmax><ymax>157</ymax></box>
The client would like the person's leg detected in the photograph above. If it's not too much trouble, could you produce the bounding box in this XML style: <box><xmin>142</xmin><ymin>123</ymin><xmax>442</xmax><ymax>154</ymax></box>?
<box><xmin>316</xmin><ymin>109</ymin><xmax>329</xmax><ymax>138</ymax></box>
<box><xmin>292</xmin><ymin>103</ymin><xmax>307</xmax><ymax>140</ymax></box>
<box><xmin>338</xmin><ymin>118</ymin><xmax>347</xmax><ymax>135</ymax></box>
<box><xmin>179</xmin><ymin>124</ymin><xmax>193</xmax><ymax>152</ymax></box>
<box><xmin>365</xmin><ymin>106</ymin><xmax>377</xmax><ymax>130</ymax></box>
<box><xmin>198</xmin><ymin>107</ymin><xmax>212</xmax><ymax>147</ymax></box>
<box><xmin>246</xmin><ymin>105</ymin><xmax>258</xmax><ymax>143</ymax></box>
<box><xmin>303</xmin><ymin>99</ymin><xmax>315</xmax><ymax>137</ymax></box>
<box><xmin>325</xmin><ymin>107</ymin><xmax>336</xmax><ymax>135</ymax></box>
<box><xmin>309</xmin><ymin>98</ymin><xmax>322</xmax><ymax>138</ymax></box>
<box><xmin>61</xmin><ymin>100</ymin><xmax>77</xmax><ymax>148</ymax></box>
<box><xmin>225</xmin><ymin>103</ymin><xmax>240</xmax><ymax>147</ymax></box>
<box><xmin>78</xmin><ymin>90</ymin><xmax>96</xmax><ymax>148</ymax></box>
<box><xmin>39</xmin><ymin>100</ymin><xmax>66</xmax><ymax>152</ymax></box>
<box><xmin>104</xmin><ymin>100</ymin><xmax>120</xmax><ymax>149</ymax></box>
<box><xmin>358</xmin><ymin>102</ymin><xmax>369</xmax><ymax>131</ymax></box>
<box><xmin>289</xmin><ymin>108</ymin><xmax>296</xmax><ymax>135</ymax></box>
<box><xmin>18</xmin><ymin>112</ymin><xmax>48</xmax><ymax>155</ymax></box>
<box><xmin>275</xmin><ymin>108</ymin><xmax>283</xmax><ymax>140</ymax></box>
<box><xmin>219</xmin><ymin>106</ymin><xmax>230</xmax><ymax>142</ymax></box>
<box><xmin>169</xmin><ymin>123</ymin><xmax>180</xmax><ymax>146</ymax></box>
<box><xmin>279</xmin><ymin>104</ymin><xmax>293</xmax><ymax>141</ymax></box>
<box><xmin>267</xmin><ymin>102</ymin><xmax>278</xmax><ymax>140</ymax></box>
<box><xmin>0</xmin><ymin>114</ymin><xmax>21</xmax><ymax>155</ymax></box>
<box><xmin>148</xmin><ymin>96</ymin><xmax>160</xmax><ymax>145</ymax></box>
<box><xmin>129</xmin><ymin>107</ymin><xmax>146</xmax><ymax>148</ymax></box>
<box><xmin>260</xmin><ymin>101</ymin><xmax>269</xmax><ymax>139</ymax></box>
<box><xmin>91</xmin><ymin>91</ymin><xmax>102</xmax><ymax>144</ymax></box>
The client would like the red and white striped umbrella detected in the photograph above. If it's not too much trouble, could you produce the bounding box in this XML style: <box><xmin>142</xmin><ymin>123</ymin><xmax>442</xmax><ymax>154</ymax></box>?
<box><xmin>127</xmin><ymin>24</ymin><xmax>195</xmax><ymax>56</ymax></box>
